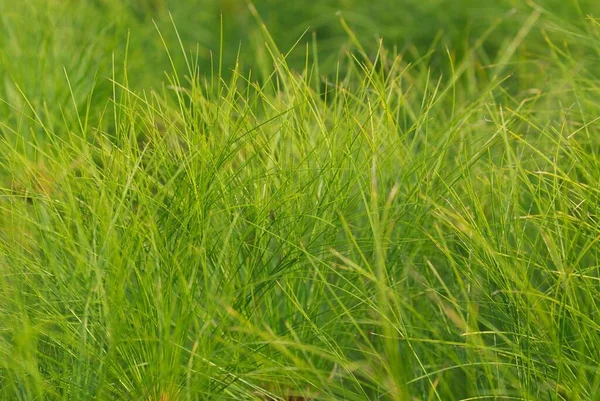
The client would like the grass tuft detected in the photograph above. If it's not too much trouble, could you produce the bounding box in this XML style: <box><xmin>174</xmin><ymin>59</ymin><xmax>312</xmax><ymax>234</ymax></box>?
<box><xmin>1</xmin><ymin>1</ymin><xmax>600</xmax><ymax>400</ymax></box>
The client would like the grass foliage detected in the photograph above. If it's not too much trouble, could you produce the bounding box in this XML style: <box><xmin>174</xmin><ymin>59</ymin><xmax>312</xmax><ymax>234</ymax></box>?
<box><xmin>1</xmin><ymin>0</ymin><xmax>599</xmax><ymax>400</ymax></box>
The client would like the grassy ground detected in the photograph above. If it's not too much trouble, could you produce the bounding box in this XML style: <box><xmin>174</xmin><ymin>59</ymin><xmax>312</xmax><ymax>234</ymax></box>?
<box><xmin>1</xmin><ymin>0</ymin><xmax>600</xmax><ymax>400</ymax></box>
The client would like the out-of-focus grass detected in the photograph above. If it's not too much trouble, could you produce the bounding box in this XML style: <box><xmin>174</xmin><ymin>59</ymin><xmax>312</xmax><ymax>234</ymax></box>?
<box><xmin>1</xmin><ymin>1</ymin><xmax>599</xmax><ymax>400</ymax></box>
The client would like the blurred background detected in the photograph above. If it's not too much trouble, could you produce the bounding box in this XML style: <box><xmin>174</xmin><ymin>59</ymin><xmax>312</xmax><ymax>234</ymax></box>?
<box><xmin>0</xmin><ymin>0</ymin><xmax>599</xmax><ymax>122</ymax></box>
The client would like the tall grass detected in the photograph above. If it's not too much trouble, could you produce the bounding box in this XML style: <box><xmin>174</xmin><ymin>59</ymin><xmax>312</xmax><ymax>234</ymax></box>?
<box><xmin>1</xmin><ymin>1</ymin><xmax>599</xmax><ymax>400</ymax></box>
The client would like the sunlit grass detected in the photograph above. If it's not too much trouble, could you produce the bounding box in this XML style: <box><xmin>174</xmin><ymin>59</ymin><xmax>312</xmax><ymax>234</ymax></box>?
<box><xmin>0</xmin><ymin>1</ymin><xmax>599</xmax><ymax>400</ymax></box>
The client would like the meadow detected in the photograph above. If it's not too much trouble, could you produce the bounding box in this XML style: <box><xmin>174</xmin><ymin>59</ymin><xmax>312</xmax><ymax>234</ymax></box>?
<box><xmin>0</xmin><ymin>0</ymin><xmax>599</xmax><ymax>400</ymax></box>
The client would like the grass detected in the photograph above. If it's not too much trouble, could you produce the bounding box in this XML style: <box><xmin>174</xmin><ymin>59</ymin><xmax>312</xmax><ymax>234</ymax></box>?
<box><xmin>1</xmin><ymin>0</ymin><xmax>600</xmax><ymax>400</ymax></box>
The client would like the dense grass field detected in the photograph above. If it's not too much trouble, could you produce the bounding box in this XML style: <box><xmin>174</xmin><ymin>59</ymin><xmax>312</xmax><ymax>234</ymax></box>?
<box><xmin>1</xmin><ymin>0</ymin><xmax>600</xmax><ymax>400</ymax></box>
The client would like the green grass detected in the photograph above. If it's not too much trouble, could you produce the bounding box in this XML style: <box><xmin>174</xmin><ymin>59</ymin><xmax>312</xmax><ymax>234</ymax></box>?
<box><xmin>1</xmin><ymin>0</ymin><xmax>600</xmax><ymax>400</ymax></box>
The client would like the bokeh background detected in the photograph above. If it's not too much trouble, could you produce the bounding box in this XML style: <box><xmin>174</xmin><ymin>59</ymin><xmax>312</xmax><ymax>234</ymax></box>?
<box><xmin>1</xmin><ymin>0</ymin><xmax>598</xmax><ymax>103</ymax></box>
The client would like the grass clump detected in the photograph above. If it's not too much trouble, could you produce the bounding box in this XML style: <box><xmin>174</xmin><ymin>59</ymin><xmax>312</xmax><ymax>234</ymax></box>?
<box><xmin>1</xmin><ymin>1</ymin><xmax>600</xmax><ymax>400</ymax></box>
